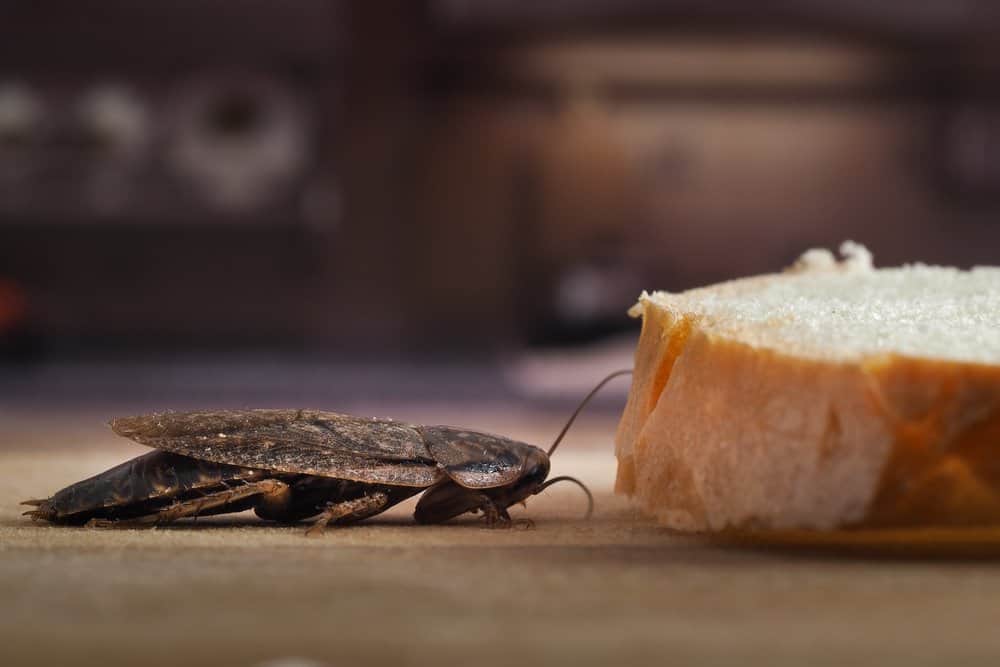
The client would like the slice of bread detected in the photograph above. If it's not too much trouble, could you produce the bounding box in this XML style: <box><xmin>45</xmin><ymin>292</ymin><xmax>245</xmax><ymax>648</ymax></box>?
<box><xmin>615</xmin><ymin>242</ymin><xmax>1000</xmax><ymax>531</ymax></box>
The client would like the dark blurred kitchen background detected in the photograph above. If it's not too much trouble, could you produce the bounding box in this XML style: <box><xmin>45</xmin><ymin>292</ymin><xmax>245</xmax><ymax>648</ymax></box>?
<box><xmin>0</xmin><ymin>1</ymin><xmax>998</xmax><ymax>406</ymax></box>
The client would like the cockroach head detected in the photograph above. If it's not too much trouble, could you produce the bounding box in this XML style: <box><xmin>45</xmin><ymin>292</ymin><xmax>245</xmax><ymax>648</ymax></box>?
<box><xmin>417</xmin><ymin>370</ymin><xmax>629</xmax><ymax>525</ymax></box>
<box><xmin>503</xmin><ymin>445</ymin><xmax>551</xmax><ymax>502</ymax></box>
<box><xmin>489</xmin><ymin>447</ymin><xmax>594</xmax><ymax>520</ymax></box>
<box><xmin>471</xmin><ymin>444</ymin><xmax>552</xmax><ymax>512</ymax></box>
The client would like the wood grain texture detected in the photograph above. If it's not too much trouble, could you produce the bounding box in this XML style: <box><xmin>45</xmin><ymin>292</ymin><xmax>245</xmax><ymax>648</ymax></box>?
<box><xmin>5</xmin><ymin>409</ymin><xmax>1000</xmax><ymax>667</ymax></box>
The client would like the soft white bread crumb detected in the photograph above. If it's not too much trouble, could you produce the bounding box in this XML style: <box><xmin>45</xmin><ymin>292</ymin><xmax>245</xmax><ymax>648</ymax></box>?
<box><xmin>616</xmin><ymin>243</ymin><xmax>1000</xmax><ymax>531</ymax></box>
<box><xmin>639</xmin><ymin>243</ymin><xmax>1000</xmax><ymax>365</ymax></box>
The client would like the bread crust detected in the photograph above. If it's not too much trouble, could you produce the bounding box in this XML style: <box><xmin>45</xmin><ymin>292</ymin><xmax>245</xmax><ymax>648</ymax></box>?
<box><xmin>616</xmin><ymin>298</ymin><xmax>1000</xmax><ymax>531</ymax></box>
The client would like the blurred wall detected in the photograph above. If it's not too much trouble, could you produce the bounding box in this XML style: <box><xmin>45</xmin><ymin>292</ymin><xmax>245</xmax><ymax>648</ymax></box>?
<box><xmin>0</xmin><ymin>1</ymin><xmax>998</xmax><ymax>356</ymax></box>
<box><xmin>416</xmin><ymin>15</ymin><xmax>1000</xmax><ymax>344</ymax></box>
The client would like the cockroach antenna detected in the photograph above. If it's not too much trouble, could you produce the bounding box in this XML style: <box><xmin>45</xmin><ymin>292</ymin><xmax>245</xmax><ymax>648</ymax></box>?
<box><xmin>547</xmin><ymin>369</ymin><xmax>633</xmax><ymax>457</ymax></box>
<box><xmin>533</xmin><ymin>476</ymin><xmax>595</xmax><ymax>519</ymax></box>
<box><xmin>534</xmin><ymin>369</ymin><xmax>632</xmax><ymax>519</ymax></box>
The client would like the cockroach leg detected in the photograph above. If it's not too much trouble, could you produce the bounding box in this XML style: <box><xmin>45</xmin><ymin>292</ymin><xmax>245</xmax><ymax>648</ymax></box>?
<box><xmin>87</xmin><ymin>479</ymin><xmax>290</xmax><ymax>529</ymax></box>
<box><xmin>477</xmin><ymin>498</ymin><xmax>513</xmax><ymax>529</ymax></box>
<box><xmin>305</xmin><ymin>492</ymin><xmax>390</xmax><ymax>537</ymax></box>
<box><xmin>21</xmin><ymin>499</ymin><xmax>49</xmax><ymax>522</ymax></box>
<box><xmin>476</xmin><ymin>499</ymin><xmax>535</xmax><ymax>530</ymax></box>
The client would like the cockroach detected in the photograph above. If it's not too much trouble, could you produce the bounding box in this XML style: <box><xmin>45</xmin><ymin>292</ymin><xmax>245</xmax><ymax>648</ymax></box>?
<box><xmin>22</xmin><ymin>370</ymin><xmax>630</xmax><ymax>534</ymax></box>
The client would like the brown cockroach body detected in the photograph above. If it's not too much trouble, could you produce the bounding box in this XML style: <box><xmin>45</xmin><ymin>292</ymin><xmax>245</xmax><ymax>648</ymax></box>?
<box><xmin>23</xmin><ymin>372</ymin><xmax>628</xmax><ymax>533</ymax></box>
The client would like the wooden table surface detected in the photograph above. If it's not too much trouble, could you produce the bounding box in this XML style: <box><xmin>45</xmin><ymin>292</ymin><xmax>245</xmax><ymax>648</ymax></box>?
<box><xmin>3</xmin><ymin>403</ymin><xmax>1000</xmax><ymax>667</ymax></box>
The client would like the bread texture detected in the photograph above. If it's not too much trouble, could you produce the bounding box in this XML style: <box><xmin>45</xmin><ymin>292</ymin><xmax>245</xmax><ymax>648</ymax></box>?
<box><xmin>615</xmin><ymin>243</ymin><xmax>1000</xmax><ymax>531</ymax></box>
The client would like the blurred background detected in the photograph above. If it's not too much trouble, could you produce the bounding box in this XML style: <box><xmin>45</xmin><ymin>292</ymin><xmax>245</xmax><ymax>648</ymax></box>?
<box><xmin>0</xmin><ymin>0</ymin><xmax>999</xmax><ymax>409</ymax></box>
<box><xmin>4</xmin><ymin>8</ymin><xmax>1000</xmax><ymax>667</ymax></box>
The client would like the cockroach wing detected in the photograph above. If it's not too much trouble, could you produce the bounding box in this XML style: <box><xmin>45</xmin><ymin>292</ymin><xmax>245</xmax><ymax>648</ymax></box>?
<box><xmin>417</xmin><ymin>426</ymin><xmax>536</xmax><ymax>489</ymax></box>
<box><xmin>111</xmin><ymin>410</ymin><xmax>444</xmax><ymax>487</ymax></box>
